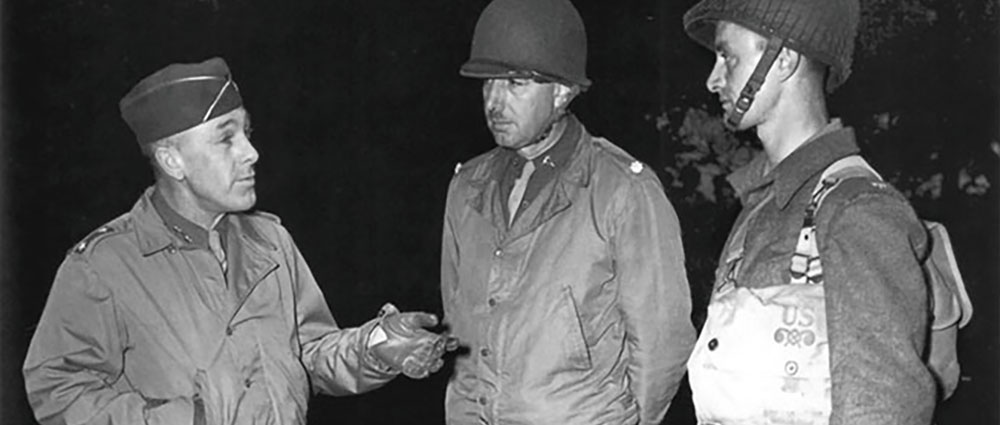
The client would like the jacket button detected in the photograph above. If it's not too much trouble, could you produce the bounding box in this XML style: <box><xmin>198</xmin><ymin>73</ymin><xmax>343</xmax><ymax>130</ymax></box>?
<box><xmin>244</xmin><ymin>378</ymin><xmax>252</xmax><ymax>388</ymax></box>
<box><xmin>708</xmin><ymin>338</ymin><xmax>718</xmax><ymax>351</ymax></box>
<box><xmin>487</xmin><ymin>298</ymin><xmax>497</xmax><ymax>307</ymax></box>
<box><xmin>226</xmin><ymin>326</ymin><xmax>233</xmax><ymax>336</ymax></box>
<box><xmin>493</xmin><ymin>249</ymin><xmax>503</xmax><ymax>257</ymax></box>
<box><xmin>478</xmin><ymin>396</ymin><xmax>488</xmax><ymax>405</ymax></box>
<box><xmin>480</xmin><ymin>347</ymin><xmax>490</xmax><ymax>357</ymax></box>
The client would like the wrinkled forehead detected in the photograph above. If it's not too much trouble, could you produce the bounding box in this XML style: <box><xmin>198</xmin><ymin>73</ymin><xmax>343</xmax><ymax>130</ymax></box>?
<box><xmin>176</xmin><ymin>107</ymin><xmax>250</xmax><ymax>143</ymax></box>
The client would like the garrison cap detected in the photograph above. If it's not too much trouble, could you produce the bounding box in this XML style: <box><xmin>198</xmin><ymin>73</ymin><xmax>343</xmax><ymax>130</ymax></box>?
<box><xmin>119</xmin><ymin>57</ymin><xmax>242</xmax><ymax>144</ymax></box>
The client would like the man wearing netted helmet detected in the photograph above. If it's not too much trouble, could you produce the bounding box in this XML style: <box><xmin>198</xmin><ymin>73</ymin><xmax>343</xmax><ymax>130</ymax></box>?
<box><xmin>682</xmin><ymin>0</ymin><xmax>936</xmax><ymax>423</ymax></box>
<box><xmin>440</xmin><ymin>0</ymin><xmax>696</xmax><ymax>423</ymax></box>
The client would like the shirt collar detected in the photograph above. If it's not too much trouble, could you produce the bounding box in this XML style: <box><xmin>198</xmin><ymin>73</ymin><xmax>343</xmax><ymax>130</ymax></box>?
<box><xmin>728</xmin><ymin>119</ymin><xmax>861</xmax><ymax>209</ymax></box>
<box><xmin>533</xmin><ymin>114</ymin><xmax>580</xmax><ymax>171</ymax></box>
<box><xmin>150</xmin><ymin>188</ymin><xmax>215</xmax><ymax>250</ymax></box>
<box><xmin>492</xmin><ymin>113</ymin><xmax>584</xmax><ymax>182</ymax></box>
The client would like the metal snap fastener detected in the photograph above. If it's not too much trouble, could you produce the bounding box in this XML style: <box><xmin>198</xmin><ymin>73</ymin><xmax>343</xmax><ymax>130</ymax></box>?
<box><xmin>785</xmin><ymin>361</ymin><xmax>799</xmax><ymax>376</ymax></box>
<box><xmin>708</xmin><ymin>338</ymin><xmax>718</xmax><ymax>351</ymax></box>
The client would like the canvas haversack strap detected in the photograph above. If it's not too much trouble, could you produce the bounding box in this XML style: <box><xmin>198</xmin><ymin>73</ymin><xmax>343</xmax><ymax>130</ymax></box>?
<box><xmin>793</xmin><ymin>154</ymin><xmax>973</xmax><ymax>399</ymax></box>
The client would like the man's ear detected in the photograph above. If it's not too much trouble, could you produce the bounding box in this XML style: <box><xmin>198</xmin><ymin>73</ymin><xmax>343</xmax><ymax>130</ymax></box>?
<box><xmin>774</xmin><ymin>47</ymin><xmax>802</xmax><ymax>83</ymax></box>
<box><xmin>553</xmin><ymin>83</ymin><xmax>578</xmax><ymax>112</ymax></box>
<box><xmin>154</xmin><ymin>144</ymin><xmax>185</xmax><ymax>181</ymax></box>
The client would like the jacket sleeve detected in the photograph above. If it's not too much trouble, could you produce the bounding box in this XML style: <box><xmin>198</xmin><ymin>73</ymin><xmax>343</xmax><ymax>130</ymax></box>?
<box><xmin>440</xmin><ymin>180</ymin><xmax>460</xmax><ymax>333</ymax></box>
<box><xmin>22</xmin><ymin>258</ymin><xmax>196</xmax><ymax>425</ymax></box>
<box><xmin>612</xmin><ymin>175</ymin><xmax>697</xmax><ymax>425</ymax></box>
<box><xmin>287</xmin><ymin>231</ymin><xmax>397</xmax><ymax>396</ymax></box>
<box><xmin>820</xmin><ymin>184</ymin><xmax>936</xmax><ymax>425</ymax></box>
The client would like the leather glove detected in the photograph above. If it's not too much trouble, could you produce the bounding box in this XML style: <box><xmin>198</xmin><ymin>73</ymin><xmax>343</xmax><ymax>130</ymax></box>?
<box><xmin>370</xmin><ymin>303</ymin><xmax>459</xmax><ymax>379</ymax></box>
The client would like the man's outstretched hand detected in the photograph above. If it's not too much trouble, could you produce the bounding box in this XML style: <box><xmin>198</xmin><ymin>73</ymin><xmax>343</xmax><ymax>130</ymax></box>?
<box><xmin>370</xmin><ymin>303</ymin><xmax>459</xmax><ymax>379</ymax></box>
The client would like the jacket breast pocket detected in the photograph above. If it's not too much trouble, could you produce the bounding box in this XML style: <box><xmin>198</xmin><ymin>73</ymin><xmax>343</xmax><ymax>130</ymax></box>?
<box><xmin>556</xmin><ymin>286</ymin><xmax>593</xmax><ymax>371</ymax></box>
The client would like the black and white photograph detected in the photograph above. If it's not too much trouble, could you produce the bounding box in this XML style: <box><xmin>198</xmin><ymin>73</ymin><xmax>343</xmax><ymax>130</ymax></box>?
<box><xmin>1</xmin><ymin>0</ymin><xmax>996</xmax><ymax>424</ymax></box>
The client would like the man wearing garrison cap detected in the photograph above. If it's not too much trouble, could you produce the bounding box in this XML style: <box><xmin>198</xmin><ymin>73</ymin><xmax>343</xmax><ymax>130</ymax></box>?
<box><xmin>23</xmin><ymin>57</ymin><xmax>455</xmax><ymax>425</ymax></box>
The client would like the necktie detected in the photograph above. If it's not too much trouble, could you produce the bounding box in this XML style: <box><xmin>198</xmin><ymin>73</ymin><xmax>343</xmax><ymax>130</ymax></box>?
<box><xmin>208</xmin><ymin>229</ymin><xmax>227</xmax><ymax>273</ymax></box>
<box><xmin>508</xmin><ymin>159</ymin><xmax>536</xmax><ymax>225</ymax></box>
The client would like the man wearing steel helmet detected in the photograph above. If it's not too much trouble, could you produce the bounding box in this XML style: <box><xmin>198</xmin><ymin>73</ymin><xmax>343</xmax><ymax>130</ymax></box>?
<box><xmin>682</xmin><ymin>0</ymin><xmax>936</xmax><ymax>424</ymax></box>
<box><xmin>23</xmin><ymin>57</ymin><xmax>455</xmax><ymax>425</ymax></box>
<box><xmin>440</xmin><ymin>0</ymin><xmax>696</xmax><ymax>423</ymax></box>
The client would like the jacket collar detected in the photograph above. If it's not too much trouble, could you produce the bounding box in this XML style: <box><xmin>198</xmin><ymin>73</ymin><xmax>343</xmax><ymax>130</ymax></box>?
<box><xmin>134</xmin><ymin>187</ymin><xmax>182</xmax><ymax>256</ymax></box>
<box><xmin>466</xmin><ymin>114</ymin><xmax>591</xmax><ymax>193</ymax></box>
<box><xmin>150</xmin><ymin>188</ymin><xmax>213</xmax><ymax>250</ymax></box>
<box><xmin>556</xmin><ymin>114</ymin><xmax>593</xmax><ymax>188</ymax></box>
<box><xmin>728</xmin><ymin>119</ymin><xmax>861</xmax><ymax>209</ymax></box>
<box><xmin>134</xmin><ymin>186</ymin><xmax>275</xmax><ymax>256</ymax></box>
<box><xmin>464</xmin><ymin>115</ymin><xmax>592</xmax><ymax>235</ymax></box>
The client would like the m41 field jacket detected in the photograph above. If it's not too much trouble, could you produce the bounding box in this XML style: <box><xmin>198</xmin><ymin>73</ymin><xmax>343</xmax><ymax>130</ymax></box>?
<box><xmin>441</xmin><ymin>120</ymin><xmax>696</xmax><ymax>425</ymax></box>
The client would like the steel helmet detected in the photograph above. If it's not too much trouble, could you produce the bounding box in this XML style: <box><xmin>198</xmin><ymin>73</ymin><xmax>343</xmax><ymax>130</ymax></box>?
<box><xmin>461</xmin><ymin>0</ymin><xmax>591</xmax><ymax>88</ymax></box>
<box><xmin>684</xmin><ymin>0</ymin><xmax>860</xmax><ymax>92</ymax></box>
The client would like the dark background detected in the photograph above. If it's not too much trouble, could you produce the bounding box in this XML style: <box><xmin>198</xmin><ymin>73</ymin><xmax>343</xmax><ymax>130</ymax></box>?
<box><xmin>1</xmin><ymin>0</ymin><xmax>996</xmax><ymax>424</ymax></box>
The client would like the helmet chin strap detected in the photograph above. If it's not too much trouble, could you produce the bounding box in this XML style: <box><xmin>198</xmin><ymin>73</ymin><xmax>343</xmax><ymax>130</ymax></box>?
<box><xmin>725</xmin><ymin>34</ymin><xmax>785</xmax><ymax>130</ymax></box>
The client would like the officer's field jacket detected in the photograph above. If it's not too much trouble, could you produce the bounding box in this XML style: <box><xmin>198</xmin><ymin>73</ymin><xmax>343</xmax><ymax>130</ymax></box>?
<box><xmin>441</xmin><ymin>120</ymin><xmax>696</xmax><ymax>425</ymax></box>
<box><xmin>24</xmin><ymin>189</ymin><xmax>394</xmax><ymax>425</ymax></box>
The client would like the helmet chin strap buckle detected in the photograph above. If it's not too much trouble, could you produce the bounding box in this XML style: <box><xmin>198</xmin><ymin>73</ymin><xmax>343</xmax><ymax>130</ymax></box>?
<box><xmin>724</xmin><ymin>34</ymin><xmax>785</xmax><ymax>131</ymax></box>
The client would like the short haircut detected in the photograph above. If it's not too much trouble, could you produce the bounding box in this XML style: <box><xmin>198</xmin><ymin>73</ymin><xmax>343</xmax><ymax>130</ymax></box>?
<box><xmin>798</xmin><ymin>53</ymin><xmax>829</xmax><ymax>89</ymax></box>
<box><xmin>142</xmin><ymin>132</ymin><xmax>184</xmax><ymax>176</ymax></box>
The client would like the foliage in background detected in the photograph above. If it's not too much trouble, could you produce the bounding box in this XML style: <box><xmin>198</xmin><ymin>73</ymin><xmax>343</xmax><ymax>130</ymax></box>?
<box><xmin>654</xmin><ymin>0</ymin><xmax>998</xmax><ymax>334</ymax></box>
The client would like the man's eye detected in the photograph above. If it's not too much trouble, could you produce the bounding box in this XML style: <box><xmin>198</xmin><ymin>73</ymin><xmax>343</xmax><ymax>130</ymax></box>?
<box><xmin>509</xmin><ymin>78</ymin><xmax>529</xmax><ymax>87</ymax></box>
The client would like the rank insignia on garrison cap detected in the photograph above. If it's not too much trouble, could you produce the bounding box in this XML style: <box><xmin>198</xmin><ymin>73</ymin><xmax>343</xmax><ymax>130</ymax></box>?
<box><xmin>119</xmin><ymin>57</ymin><xmax>243</xmax><ymax>145</ymax></box>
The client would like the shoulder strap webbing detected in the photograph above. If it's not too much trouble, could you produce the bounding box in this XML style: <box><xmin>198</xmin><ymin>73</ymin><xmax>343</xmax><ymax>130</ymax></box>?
<box><xmin>789</xmin><ymin>156</ymin><xmax>879</xmax><ymax>284</ymax></box>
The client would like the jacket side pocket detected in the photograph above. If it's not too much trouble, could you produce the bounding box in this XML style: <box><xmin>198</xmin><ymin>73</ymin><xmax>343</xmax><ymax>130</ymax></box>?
<box><xmin>559</xmin><ymin>286</ymin><xmax>593</xmax><ymax>371</ymax></box>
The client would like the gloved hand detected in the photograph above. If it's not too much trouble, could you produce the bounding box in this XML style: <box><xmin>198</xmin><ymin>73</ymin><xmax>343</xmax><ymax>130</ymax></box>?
<box><xmin>370</xmin><ymin>303</ymin><xmax>459</xmax><ymax>379</ymax></box>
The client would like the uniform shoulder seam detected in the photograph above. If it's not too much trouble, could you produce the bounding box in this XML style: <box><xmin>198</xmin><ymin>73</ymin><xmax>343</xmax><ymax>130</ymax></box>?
<box><xmin>67</xmin><ymin>213</ymin><xmax>132</xmax><ymax>257</ymax></box>
<box><xmin>589</xmin><ymin>137</ymin><xmax>651</xmax><ymax>179</ymax></box>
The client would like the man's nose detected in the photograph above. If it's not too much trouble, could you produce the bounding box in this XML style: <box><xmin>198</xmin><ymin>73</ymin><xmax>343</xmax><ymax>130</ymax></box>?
<box><xmin>483</xmin><ymin>80</ymin><xmax>504</xmax><ymax>113</ymax></box>
<box><xmin>706</xmin><ymin>60</ymin><xmax>724</xmax><ymax>94</ymax></box>
<box><xmin>240</xmin><ymin>134</ymin><xmax>259</xmax><ymax>165</ymax></box>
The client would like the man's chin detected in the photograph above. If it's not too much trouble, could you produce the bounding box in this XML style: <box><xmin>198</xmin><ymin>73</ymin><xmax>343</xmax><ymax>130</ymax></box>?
<box><xmin>229</xmin><ymin>193</ymin><xmax>257</xmax><ymax>213</ymax></box>
<box><xmin>492</xmin><ymin>135</ymin><xmax>532</xmax><ymax>150</ymax></box>
<box><xmin>492</xmin><ymin>136</ymin><xmax>516</xmax><ymax>149</ymax></box>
